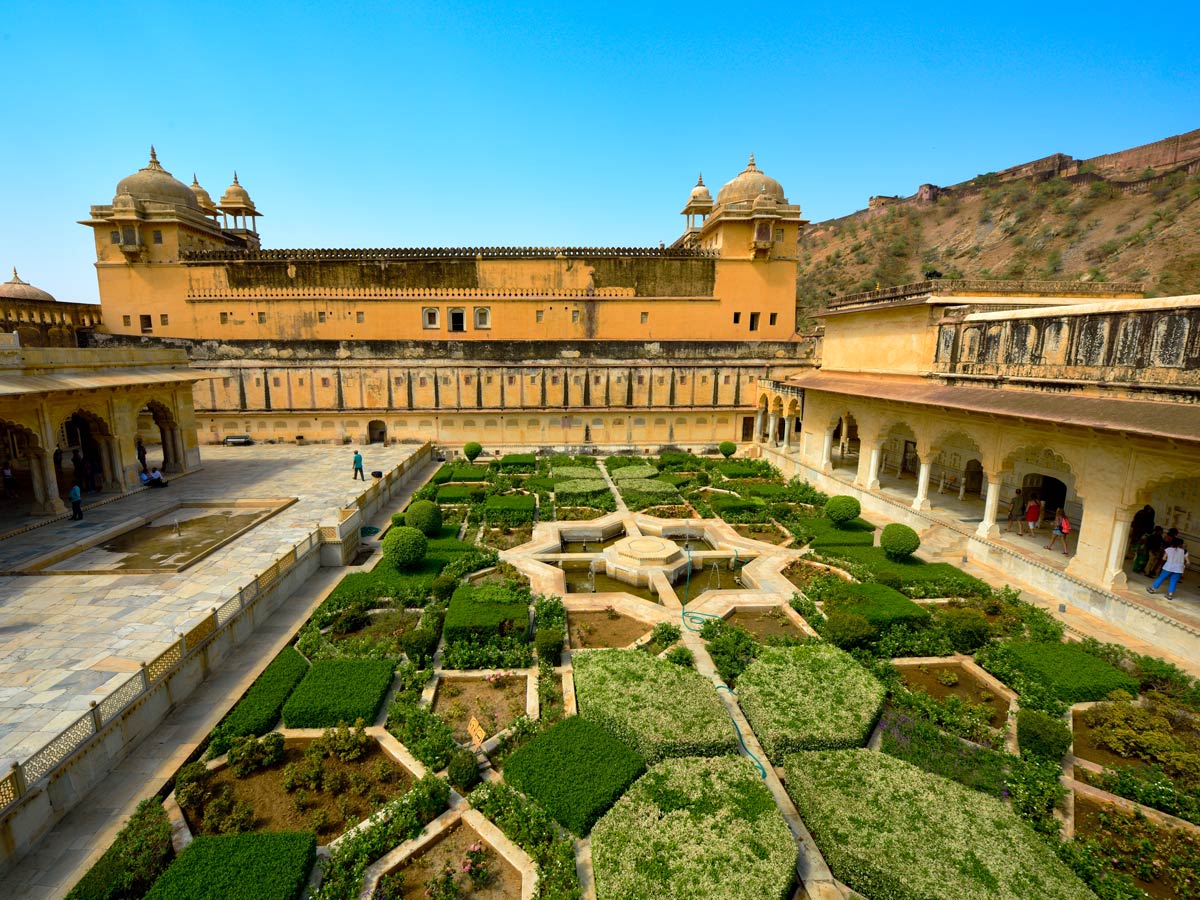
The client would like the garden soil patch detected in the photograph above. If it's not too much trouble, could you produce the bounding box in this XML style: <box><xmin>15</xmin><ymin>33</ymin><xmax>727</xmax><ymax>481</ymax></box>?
<box><xmin>732</xmin><ymin>523</ymin><xmax>788</xmax><ymax>544</ymax></box>
<box><xmin>568</xmin><ymin>611</ymin><xmax>651</xmax><ymax>648</ymax></box>
<box><xmin>332</xmin><ymin>609</ymin><xmax>420</xmax><ymax>653</ymax></box>
<box><xmin>433</xmin><ymin>677</ymin><xmax>527</xmax><ymax>743</ymax></box>
<box><xmin>1073</xmin><ymin>794</ymin><xmax>1180</xmax><ymax>900</ymax></box>
<box><xmin>1072</xmin><ymin>717</ymin><xmax>1151</xmax><ymax>772</ymax></box>
<box><xmin>900</xmin><ymin>663</ymin><xmax>1007</xmax><ymax>729</ymax></box>
<box><xmin>480</xmin><ymin>526</ymin><xmax>534</xmax><ymax>550</ymax></box>
<box><xmin>726</xmin><ymin>608</ymin><xmax>800</xmax><ymax>641</ymax></box>
<box><xmin>391</xmin><ymin>821</ymin><xmax>520</xmax><ymax>900</ymax></box>
<box><xmin>187</xmin><ymin>740</ymin><xmax>412</xmax><ymax>840</ymax></box>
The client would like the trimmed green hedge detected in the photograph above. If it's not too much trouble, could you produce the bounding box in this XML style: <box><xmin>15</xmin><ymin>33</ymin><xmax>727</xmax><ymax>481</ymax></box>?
<box><xmin>207</xmin><ymin>646</ymin><xmax>308</xmax><ymax>757</ymax></box>
<box><xmin>715</xmin><ymin>459</ymin><xmax>777</xmax><ymax>478</ymax></box>
<box><xmin>1003</xmin><ymin>641</ymin><xmax>1139</xmax><ymax>704</ymax></box>
<box><xmin>499</xmin><ymin>453</ymin><xmax>537</xmax><ymax>472</ymax></box>
<box><xmin>443</xmin><ymin>582</ymin><xmax>530</xmax><ymax>644</ymax></box>
<box><xmin>281</xmin><ymin>659</ymin><xmax>395</xmax><ymax>728</ymax></box>
<box><xmin>436</xmin><ymin>483</ymin><xmax>487</xmax><ymax>503</ymax></box>
<box><xmin>791</xmin><ymin>516</ymin><xmax>876</xmax><ymax>548</ymax></box>
<box><xmin>65</xmin><ymin>798</ymin><xmax>173</xmax><ymax>900</ymax></box>
<box><xmin>482</xmin><ymin>493</ymin><xmax>536</xmax><ymax>525</ymax></box>
<box><xmin>825</xmin><ymin>582</ymin><xmax>931</xmax><ymax>632</ymax></box>
<box><xmin>504</xmin><ymin>717</ymin><xmax>645</xmax><ymax>835</ymax></box>
<box><xmin>815</xmin><ymin>546</ymin><xmax>991</xmax><ymax>598</ymax></box>
<box><xmin>144</xmin><ymin>832</ymin><xmax>315</xmax><ymax>900</ymax></box>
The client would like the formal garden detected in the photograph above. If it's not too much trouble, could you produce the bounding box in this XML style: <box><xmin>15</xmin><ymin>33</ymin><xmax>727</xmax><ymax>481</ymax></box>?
<box><xmin>66</xmin><ymin>445</ymin><xmax>1200</xmax><ymax>900</ymax></box>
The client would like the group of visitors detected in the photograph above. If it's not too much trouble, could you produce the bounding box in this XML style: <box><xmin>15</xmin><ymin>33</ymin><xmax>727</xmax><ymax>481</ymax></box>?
<box><xmin>1129</xmin><ymin>505</ymin><xmax>1190</xmax><ymax>600</ymax></box>
<box><xmin>1004</xmin><ymin>488</ymin><xmax>1072</xmax><ymax>555</ymax></box>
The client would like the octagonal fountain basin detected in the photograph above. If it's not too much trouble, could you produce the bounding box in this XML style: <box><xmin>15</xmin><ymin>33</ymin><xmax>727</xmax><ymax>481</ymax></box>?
<box><xmin>559</xmin><ymin>560</ymin><xmax>659</xmax><ymax>602</ymax></box>
<box><xmin>558</xmin><ymin>523</ymin><xmax>626</xmax><ymax>554</ymax></box>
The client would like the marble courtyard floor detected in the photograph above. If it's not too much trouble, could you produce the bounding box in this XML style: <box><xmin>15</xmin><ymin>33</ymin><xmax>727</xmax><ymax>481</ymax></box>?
<box><xmin>0</xmin><ymin>444</ymin><xmax>417</xmax><ymax>768</ymax></box>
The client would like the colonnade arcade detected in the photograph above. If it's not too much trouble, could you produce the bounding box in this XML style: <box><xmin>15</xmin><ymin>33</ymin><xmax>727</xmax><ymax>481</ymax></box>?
<box><xmin>754</xmin><ymin>385</ymin><xmax>1199</xmax><ymax>595</ymax></box>
<box><xmin>0</xmin><ymin>389</ymin><xmax>194</xmax><ymax>521</ymax></box>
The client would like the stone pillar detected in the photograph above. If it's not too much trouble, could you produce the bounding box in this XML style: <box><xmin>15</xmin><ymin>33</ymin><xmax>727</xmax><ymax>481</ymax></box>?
<box><xmin>1103</xmin><ymin>508</ymin><xmax>1135</xmax><ymax>590</ymax></box>
<box><xmin>171</xmin><ymin>428</ymin><xmax>186</xmax><ymax>472</ymax></box>
<box><xmin>820</xmin><ymin>429</ymin><xmax>834</xmax><ymax>472</ymax></box>
<box><xmin>782</xmin><ymin>417</ymin><xmax>793</xmax><ymax>451</ymax></box>
<box><xmin>29</xmin><ymin>456</ymin><xmax>46</xmax><ymax>510</ymax></box>
<box><xmin>766</xmin><ymin>412</ymin><xmax>778</xmax><ymax>447</ymax></box>
<box><xmin>976</xmin><ymin>474</ymin><xmax>1002</xmax><ymax>538</ymax></box>
<box><xmin>912</xmin><ymin>458</ymin><xmax>933</xmax><ymax>511</ymax></box>
<box><xmin>753</xmin><ymin>408</ymin><xmax>764</xmax><ymax>443</ymax></box>
<box><xmin>97</xmin><ymin>437</ymin><xmax>115</xmax><ymax>491</ymax></box>
<box><xmin>867</xmin><ymin>443</ymin><xmax>882</xmax><ymax>490</ymax></box>
<box><xmin>109</xmin><ymin>438</ymin><xmax>127</xmax><ymax>491</ymax></box>
<box><xmin>958</xmin><ymin>472</ymin><xmax>967</xmax><ymax>500</ymax></box>
<box><xmin>157</xmin><ymin>426</ymin><xmax>173</xmax><ymax>472</ymax></box>
<box><xmin>36</xmin><ymin>452</ymin><xmax>66</xmax><ymax>515</ymax></box>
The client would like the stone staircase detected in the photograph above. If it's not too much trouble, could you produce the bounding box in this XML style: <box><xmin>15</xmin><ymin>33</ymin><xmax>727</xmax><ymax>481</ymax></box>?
<box><xmin>917</xmin><ymin>523</ymin><xmax>968</xmax><ymax>561</ymax></box>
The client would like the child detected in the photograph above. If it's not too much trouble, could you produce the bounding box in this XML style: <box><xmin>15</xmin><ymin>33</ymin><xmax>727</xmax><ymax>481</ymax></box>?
<box><xmin>1045</xmin><ymin>508</ymin><xmax>1071</xmax><ymax>555</ymax></box>
<box><xmin>1148</xmin><ymin>537</ymin><xmax>1189</xmax><ymax>601</ymax></box>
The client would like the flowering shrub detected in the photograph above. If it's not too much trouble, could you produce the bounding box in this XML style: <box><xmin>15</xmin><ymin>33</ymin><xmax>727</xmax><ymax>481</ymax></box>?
<box><xmin>572</xmin><ymin>649</ymin><xmax>737</xmax><ymax>762</ymax></box>
<box><xmin>736</xmin><ymin>644</ymin><xmax>885</xmax><ymax>762</ymax></box>
<box><xmin>590</xmin><ymin>756</ymin><xmax>796</xmax><ymax>900</ymax></box>
<box><xmin>784</xmin><ymin>750</ymin><xmax>1094</xmax><ymax>900</ymax></box>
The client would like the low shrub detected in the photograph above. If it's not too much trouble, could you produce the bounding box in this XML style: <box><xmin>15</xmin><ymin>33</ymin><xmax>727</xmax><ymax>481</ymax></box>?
<box><xmin>400</xmin><ymin>627</ymin><xmax>439</xmax><ymax>666</ymax></box>
<box><xmin>314</xmin><ymin>775</ymin><xmax>450</xmax><ymax>900</ymax></box>
<box><xmin>738</xmin><ymin>644</ymin><xmax>885</xmax><ymax>761</ymax></box>
<box><xmin>381</xmin><ymin>526</ymin><xmax>428</xmax><ymax>570</ymax></box>
<box><xmin>700</xmin><ymin>619</ymin><xmax>758</xmax><ymax>684</ymax></box>
<box><xmin>443</xmin><ymin>582</ymin><xmax>531</xmax><ymax>644</ymax></box>
<box><xmin>144</xmin><ymin>832</ymin><xmax>315</xmax><ymax>900</ymax></box>
<box><xmin>463</xmin><ymin>441</ymin><xmax>482</xmax><ymax>461</ymax></box>
<box><xmin>535</xmin><ymin>627</ymin><xmax>564</xmax><ymax>665</ymax></box>
<box><xmin>573</xmin><ymin>649</ymin><xmax>737</xmax><ymax>761</ymax></box>
<box><xmin>880</xmin><ymin>523</ymin><xmax>920</xmax><ymax>560</ymax></box>
<box><xmin>784</xmin><ymin>750</ymin><xmax>1092</xmax><ymax>900</ymax></box>
<box><xmin>448</xmin><ymin>747</ymin><xmax>480</xmax><ymax>792</ymax></box>
<box><xmin>403</xmin><ymin>500</ymin><xmax>443</xmax><ymax>536</ymax></box>
<box><xmin>386</xmin><ymin>701</ymin><xmax>457</xmax><ymax>770</ymax></box>
<box><xmin>1001</xmin><ymin>640</ymin><xmax>1139</xmax><ymax>704</ymax></box>
<box><xmin>708</xmin><ymin>495</ymin><xmax>768</xmax><ymax>521</ymax></box>
<box><xmin>824</xmin><ymin>582</ymin><xmax>931</xmax><ymax>632</ymax></box>
<box><xmin>936</xmin><ymin>606</ymin><xmax>992</xmax><ymax>653</ymax></box>
<box><xmin>1018</xmin><ymin>708</ymin><xmax>1072</xmax><ymax>761</ymax></box>
<box><xmin>651</xmin><ymin>622</ymin><xmax>681</xmax><ymax>646</ymax></box>
<box><xmin>467</xmin><ymin>781</ymin><xmax>582</xmax><ymax>900</ymax></box>
<box><xmin>824</xmin><ymin>495</ymin><xmax>861</xmax><ymax>525</ymax></box>
<box><xmin>499</xmin><ymin>453</ymin><xmax>537</xmax><ymax>472</ymax></box>
<box><xmin>281</xmin><ymin>659</ymin><xmax>395</xmax><ymax>728</ymax></box>
<box><xmin>430</xmin><ymin>573</ymin><xmax>457</xmax><ymax>602</ymax></box>
<box><xmin>823</xmin><ymin>611</ymin><xmax>875</xmax><ymax>650</ymax></box>
<box><xmin>718</xmin><ymin>440</ymin><xmax>736</xmax><ymax>458</ymax></box>
<box><xmin>609</xmin><ymin>464</ymin><xmax>659</xmax><ymax>481</ymax></box>
<box><xmin>207</xmin><ymin>646</ymin><xmax>308</xmax><ymax>758</ymax></box>
<box><xmin>814</xmin><ymin>546</ymin><xmax>992</xmax><ymax>598</ymax></box>
<box><xmin>504</xmin><ymin>717</ymin><xmax>646</xmax><ymax>835</ymax></box>
<box><xmin>65</xmin><ymin>798</ymin><xmax>173</xmax><ymax>900</ymax></box>
<box><xmin>789</xmin><ymin>515</ymin><xmax>875</xmax><ymax>548</ymax></box>
<box><xmin>435</xmin><ymin>483</ymin><xmax>487</xmax><ymax>503</ymax></box>
<box><xmin>227</xmin><ymin>732</ymin><xmax>284</xmax><ymax>777</ymax></box>
<box><xmin>715</xmin><ymin>459</ymin><xmax>777</xmax><ymax>478</ymax></box>
<box><xmin>482</xmin><ymin>493</ymin><xmax>536</xmax><ymax>526</ymax></box>
<box><xmin>665</xmin><ymin>646</ymin><xmax>694</xmax><ymax>667</ymax></box>
<box><xmin>605</xmin><ymin>455</ymin><xmax>651</xmax><ymax>472</ymax></box>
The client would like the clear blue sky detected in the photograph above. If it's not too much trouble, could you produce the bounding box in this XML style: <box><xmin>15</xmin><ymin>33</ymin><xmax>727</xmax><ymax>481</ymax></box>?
<box><xmin>2</xmin><ymin>0</ymin><xmax>1196</xmax><ymax>303</ymax></box>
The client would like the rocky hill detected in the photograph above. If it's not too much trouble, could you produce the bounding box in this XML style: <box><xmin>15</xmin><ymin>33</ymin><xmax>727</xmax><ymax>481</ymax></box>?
<box><xmin>797</xmin><ymin>128</ymin><xmax>1200</xmax><ymax>314</ymax></box>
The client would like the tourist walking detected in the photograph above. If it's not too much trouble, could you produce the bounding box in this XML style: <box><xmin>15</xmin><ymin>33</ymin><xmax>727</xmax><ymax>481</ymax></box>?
<box><xmin>352</xmin><ymin>450</ymin><xmax>365</xmax><ymax>481</ymax></box>
<box><xmin>1148</xmin><ymin>537</ymin><xmax>1189</xmax><ymax>600</ymax></box>
<box><xmin>1144</xmin><ymin>526</ymin><xmax>1167</xmax><ymax>576</ymax></box>
<box><xmin>52</xmin><ymin>445</ymin><xmax>63</xmax><ymax>473</ymax></box>
<box><xmin>136</xmin><ymin>437</ymin><xmax>147</xmax><ymax>474</ymax></box>
<box><xmin>69</xmin><ymin>483</ymin><xmax>83</xmax><ymax>521</ymax></box>
<box><xmin>1023</xmin><ymin>493</ymin><xmax>1041</xmax><ymax>535</ymax></box>
<box><xmin>1005</xmin><ymin>489</ymin><xmax>1022</xmax><ymax>533</ymax></box>
<box><xmin>1129</xmin><ymin>504</ymin><xmax>1156</xmax><ymax>550</ymax></box>
<box><xmin>2</xmin><ymin>460</ymin><xmax>16</xmax><ymax>499</ymax></box>
<box><xmin>1045</xmin><ymin>508</ymin><xmax>1071</xmax><ymax>554</ymax></box>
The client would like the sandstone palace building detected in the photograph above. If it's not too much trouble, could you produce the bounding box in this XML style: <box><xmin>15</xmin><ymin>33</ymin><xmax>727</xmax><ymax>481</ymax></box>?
<box><xmin>62</xmin><ymin>148</ymin><xmax>1200</xmax><ymax>658</ymax></box>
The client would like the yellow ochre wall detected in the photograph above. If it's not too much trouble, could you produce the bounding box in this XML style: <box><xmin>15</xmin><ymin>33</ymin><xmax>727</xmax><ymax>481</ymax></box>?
<box><xmin>819</xmin><ymin>304</ymin><xmax>942</xmax><ymax>375</ymax></box>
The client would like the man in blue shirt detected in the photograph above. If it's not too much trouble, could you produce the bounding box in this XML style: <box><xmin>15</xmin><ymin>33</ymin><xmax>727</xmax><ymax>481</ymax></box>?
<box><xmin>352</xmin><ymin>450</ymin><xmax>365</xmax><ymax>481</ymax></box>
<box><xmin>69</xmin><ymin>484</ymin><xmax>83</xmax><ymax>520</ymax></box>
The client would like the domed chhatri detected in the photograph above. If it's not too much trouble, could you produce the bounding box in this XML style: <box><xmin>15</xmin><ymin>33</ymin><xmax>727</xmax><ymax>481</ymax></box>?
<box><xmin>0</xmin><ymin>268</ymin><xmax>56</xmax><ymax>303</ymax></box>
<box><xmin>114</xmin><ymin>146</ymin><xmax>199</xmax><ymax>210</ymax></box>
<box><xmin>189</xmin><ymin>175</ymin><xmax>219</xmax><ymax>216</ymax></box>
<box><xmin>219</xmin><ymin>172</ymin><xmax>257</xmax><ymax>213</ymax></box>
<box><xmin>688</xmin><ymin>173</ymin><xmax>712</xmax><ymax>204</ymax></box>
<box><xmin>716</xmin><ymin>153</ymin><xmax>788</xmax><ymax>207</ymax></box>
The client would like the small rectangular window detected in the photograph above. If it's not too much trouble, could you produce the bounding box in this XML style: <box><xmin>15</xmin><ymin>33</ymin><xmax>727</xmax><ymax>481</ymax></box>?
<box><xmin>220</xmin><ymin>312</ymin><xmax>229</xmax><ymax>325</ymax></box>
<box><xmin>640</xmin><ymin>311</ymin><xmax>648</xmax><ymax>324</ymax></box>
<box><xmin>536</xmin><ymin>310</ymin><xmax>544</xmax><ymax>323</ymax></box>
<box><xmin>423</xmin><ymin>308</ymin><xmax>439</xmax><ymax>329</ymax></box>
<box><xmin>356</xmin><ymin>311</ymin><xmax>364</xmax><ymax>323</ymax></box>
<box><xmin>321</xmin><ymin>377</ymin><xmax>331</xmax><ymax>388</ymax></box>
<box><xmin>749</xmin><ymin>312</ymin><xmax>760</xmax><ymax>332</ymax></box>
<box><xmin>733</xmin><ymin>312</ymin><xmax>741</xmax><ymax>324</ymax></box>
<box><xmin>571</xmin><ymin>310</ymin><xmax>580</xmax><ymax>323</ymax></box>
<box><xmin>464</xmin><ymin>375</ymin><xmax>473</xmax><ymax>385</ymax></box>
<box><xmin>679</xmin><ymin>375</ymin><xmax>687</xmax><ymax>384</ymax></box>
<box><xmin>474</xmin><ymin>306</ymin><xmax>491</xmax><ymax>329</ymax></box>
<box><xmin>449</xmin><ymin>308</ymin><xmax>465</xmax><ymax>332</ymax></box>
<box><xmin>122</xmin><ymin>315</ymin><xmax>132</xmax><ymax>326</ymax></box>
<box><xmin>551</xmin><ymin>375</ymin><xmax>559</xmax><ymax>385</ymax></box>
<box><xmin>318</xmin><ymin>311</ymin><xmax>327</xmax><ymax>323</ymax></box>
<box><xmin>298</xmin><ymin>378</ymin><xmax>305</xmax><ymax>386</ymax></box>
<box><xmin>769</xmin><ymin>313</ymin><xmax>777</xmax><ymax>326</ymax></box>
<box><xmin>160</xmin><ymin>314</ymin><xmax>169</xmax><ymax>326</ymax></box>
<box><xmin>419</xmin><ymin>377</ymin><xmax>427</xmax><ymax>387</ymax></box>
<box><xmin>257</xmin><ymin>311</ymin><xmax>267</xmax><ymax>324</ymax></box>
<box><xmin>139</xmin><ymin>314</ymin><xmax>153</xmax><ymax>334</ymax></box>
<box><xmin>152</xmin><ymin>230</ymin><xmax>163</xmax><ymax>244</ymax></box>
<box><xmin>637</xmin><ymin>375</ymin><xmax>645</xmax><ymax>385</ymax></box>
<box><xmin>272</xmin><ymin>377</ymin><xmax>281</xmax><ymax>387</ymax></box>
<box><xmin>775</xmin><ymin>228</ymin><xmax>784</xmax><ymax>241</ymax></box>
<box><xmin>393</xmin><ymin>376</ymin><xmax>403</xmax><ymax>385</ymax></box>
<box><xmin>724</xmin><ymin>375</ymin><xmax>731</xmax><ymax>385</ymax></box>
<box><xmin>110</xmin><ymin>231</ymin><xmax>120</xmax><ymax>245</ymax></box>
<box><xmin>507</xmin><ymin>375</ymin><xmax>515</xmax><ymax>385</ymax></box>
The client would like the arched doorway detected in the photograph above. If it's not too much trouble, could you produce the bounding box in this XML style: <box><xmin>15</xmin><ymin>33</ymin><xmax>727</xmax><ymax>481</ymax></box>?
<box><xmin>964</xmin><ymin>459</ymin><xmax>984</xmax><ymax>494</ymax></box>
<box><xmin>140</xmin><ymin>400</ymin><xmax>183</xmax><ymax>474</ymax></box>
<box><xmin>1023</xmin><ymin>473</ymin><xmax>1067</xmax><ymax>524</ymax></box>
<box><xmin>59</xmin><ymin>410</ymin><xmax>111</xmax><ymax>494</ymax></box>
<box><xmin>831</xmin><ymin>413</ymin><xmax>859</xmax><ymax>473</ymax></box>
<box><xmin>368</xmin><ymin>420</ymin><xmax>387</xmax><ymax>444</ymax></box>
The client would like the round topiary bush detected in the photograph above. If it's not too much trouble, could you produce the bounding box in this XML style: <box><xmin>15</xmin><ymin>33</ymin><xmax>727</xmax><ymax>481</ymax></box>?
<box><xmin>823</xmin><ymin>611</ymin><xmax>875</xmax><ymax>650</ymax></box>
<box><xmin>937</xmin><ymin>607</ymin><xmax>991</xmax><ymax>653</ymax></box>
<box><xmin>382</xmin><ymin>525</ymin><xmax>428</xmax><ymax>570</ymax></box>
<box><xmin>823</xmin><ymin>495</ymin><xmax>861</xmax><ymax>527</ymax></box>
<box><xmin>463</xmin><ymin>442</ymin><xmax>482</xmax><ymax>462</ymax></box>
<box><xmin>404</xmin><ymin>499</ymin><xmax>443</xmax><ymax>536</ymax></box>
<box><xmin>880</xmin><ymin>523</ymin><xmax>921</xmax><ymax>560</ymax></box>
<box><xmin>431</xmin><ymin>573</ymin><xmax>457</xmax><ymax>603</ymax></box>
<box><xmin>718</xmin><ymin>440</ymin><xmax>736</xmax><ymax>459</ymax></box>
<box><xmin>1017</xmin><ymin>708</ymin><xmax>1072</xmax><ymax>761</ymax></box>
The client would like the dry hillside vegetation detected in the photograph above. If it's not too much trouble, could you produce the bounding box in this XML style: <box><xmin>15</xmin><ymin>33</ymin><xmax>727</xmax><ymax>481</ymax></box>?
<box><xmin>797</xmin><ymin>170</ymin><xmax>1200</xmax><ymax>312</ymax></box>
